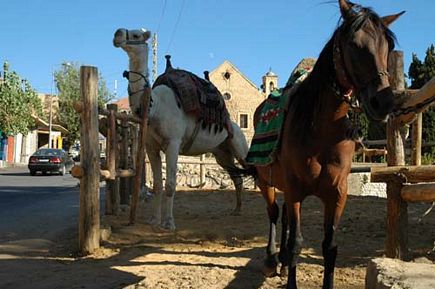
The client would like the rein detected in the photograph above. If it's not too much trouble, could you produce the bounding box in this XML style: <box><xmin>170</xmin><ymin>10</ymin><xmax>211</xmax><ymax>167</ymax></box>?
<box><xmin>123</xmin><ymin>70</ymin><xmax>150</xmax><ymax>96</ymax></box>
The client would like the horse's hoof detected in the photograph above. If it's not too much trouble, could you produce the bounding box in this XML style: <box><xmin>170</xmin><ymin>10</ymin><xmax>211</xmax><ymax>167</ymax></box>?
<box><xmin>279</xmin><ymin>265</ymin><xmax>289</xmax><ymax>278</ymax></box>
<box><xmin>261</xmin><ymin>264</ymin><xmax>278</xmax><ymax>277</ymax></box>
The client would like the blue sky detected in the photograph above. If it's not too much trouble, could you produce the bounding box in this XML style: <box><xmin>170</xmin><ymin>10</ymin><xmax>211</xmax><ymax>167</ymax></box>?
<box><xmin>1</xmin><ymin>0</ymin><xmax>433</xmax><ymax>98</ymax></box>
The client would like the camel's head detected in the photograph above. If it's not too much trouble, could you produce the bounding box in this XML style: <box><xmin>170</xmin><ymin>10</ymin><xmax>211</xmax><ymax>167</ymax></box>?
<box><xmin>114</xmin><ymin>28</ymin><xmax>151</xmax><ymax>117</ymax></box>
<box><xmin>113</xmin><ymin>28</ymin><xmax>151</xmax><ymax>57</ymax></box>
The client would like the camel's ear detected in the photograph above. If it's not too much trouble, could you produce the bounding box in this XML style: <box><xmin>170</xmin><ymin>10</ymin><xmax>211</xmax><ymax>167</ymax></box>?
<box><xmin>140</xmin><ymin>28</ymin><xmax>151</xmax><ymax>41</ymax></box>
<box><xmin>382</xmin><ymin>11</ymin><xmax>405</xmax><ymax>27</ymax></box>
<box><xmin>339</xmin><ymin>0</ymin><xmax>355</xmax><ymax>19</ymax></box>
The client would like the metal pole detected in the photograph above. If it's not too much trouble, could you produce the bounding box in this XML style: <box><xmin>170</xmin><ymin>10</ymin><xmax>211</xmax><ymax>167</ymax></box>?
<box><xmin>48</xmin><ymin>93</ymin><xmax>53</xmax><ymax>148</ymax></box>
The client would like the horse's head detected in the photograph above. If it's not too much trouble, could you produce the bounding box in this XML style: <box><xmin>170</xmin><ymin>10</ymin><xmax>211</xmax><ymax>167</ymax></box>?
<box><xmin>336</xmin><ymin>0</ymin><xmax>404</xmax><ymax>121</ymax></box>
<box><xmin>113</xmin><ymin>28</ymin><xmax>151</xmax><ymax>117</ymax></box>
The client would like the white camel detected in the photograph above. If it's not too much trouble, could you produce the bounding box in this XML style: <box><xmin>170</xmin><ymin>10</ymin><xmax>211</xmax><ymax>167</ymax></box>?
<box><xmin>113</xmin><ymin>28</ymin><xmax>249</xmax><ymax>231</ymax></box>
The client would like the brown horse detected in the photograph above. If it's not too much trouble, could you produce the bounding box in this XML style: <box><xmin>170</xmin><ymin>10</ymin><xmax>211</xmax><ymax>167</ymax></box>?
<box><xmin>251</xmin><ymin>1</ymin><xmax>404</xmax><ymax>288</ymax></box>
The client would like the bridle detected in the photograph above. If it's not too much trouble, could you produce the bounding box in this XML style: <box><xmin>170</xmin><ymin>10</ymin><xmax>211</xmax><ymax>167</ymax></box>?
<box><xmin>120</xmin><ymin>29</ymin><xmax>152</xmax><ymax>117</ymax></box>
<box><xmin>332</xmin><ymin>29</ymin><xmax>390</xmax><ymax>113</ymax></box>
<box><xmin>124</xmin><ymin>29</ymin><xmax>148</xmax><ymax>45</ymax></box>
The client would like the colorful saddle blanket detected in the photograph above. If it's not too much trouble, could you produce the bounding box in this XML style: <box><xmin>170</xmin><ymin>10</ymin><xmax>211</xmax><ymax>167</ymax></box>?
<box><xmin>245</xmin><ymin>89</ymin><xmax>287</xmax><ymax>165</ymax></box>
<box><xmin>245</xmin><ymin>58</ymin><xmax>317</xmax><ymax>166</ymax></box>
<box><xmin>153</xmin><ymin>68</ymin><xmax>233</xmax><ymax>137</ymax></box>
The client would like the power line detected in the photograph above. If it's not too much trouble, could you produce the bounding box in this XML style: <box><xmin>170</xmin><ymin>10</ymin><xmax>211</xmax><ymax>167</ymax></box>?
<box><xmin>165</xmin><ymin>0</ymin><xmax>187</xmax><ymax>55</ymax></box>
<box><xmin>156</xmin><ymin>0</ymin><xmax>167</xmax><ymax>34</ymax></box>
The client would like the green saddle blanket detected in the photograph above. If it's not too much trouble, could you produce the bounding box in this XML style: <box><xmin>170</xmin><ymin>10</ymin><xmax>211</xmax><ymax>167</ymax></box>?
<box><xmin>245</xmin><ymin>90</ymin><xmax>287</xmax><ymax>165</ymax></box>
<box><xmin>245</xmin><ymin>58</ymin><xmax>317</xmax><ymax>166</ymax></box>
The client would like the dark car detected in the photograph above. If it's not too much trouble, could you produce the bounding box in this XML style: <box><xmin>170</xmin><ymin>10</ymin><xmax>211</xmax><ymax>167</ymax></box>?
<box><xmin>28</xmin><ymin>148</ymin><xmax>75</xmax><ymax>176</ymax></box>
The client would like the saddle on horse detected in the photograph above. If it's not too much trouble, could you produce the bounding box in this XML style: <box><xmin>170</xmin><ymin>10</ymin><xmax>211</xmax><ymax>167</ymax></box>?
<box><xmin>153</xmin><ymin>56</ymin><xmax>233</xmax><ymax>138</ymax></box>
<box><xmin>246</xmin><ymin>58</ymin><xmax>317</xmax><ymax>166</ymax></box>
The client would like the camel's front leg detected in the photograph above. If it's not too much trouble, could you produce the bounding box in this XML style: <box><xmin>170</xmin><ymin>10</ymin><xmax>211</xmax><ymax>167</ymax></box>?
<box><xmin>146</xmin><ymin>145</ymin><xmax>163</xmax><ymax>227</ymax></box>
<box><xmin>161</xmin><ymin>141</ymin><xmax>181</xmax><ymax>231</ymax></box>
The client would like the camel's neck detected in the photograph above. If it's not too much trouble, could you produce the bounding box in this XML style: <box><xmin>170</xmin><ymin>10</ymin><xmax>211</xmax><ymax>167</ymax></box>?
<box><xmin>128</xmin><ymin>52</ymin><xmax>148</xmax><ymax>89</ymax></box>
<box><xmin>126</xmin><ymin>52</ymin><xmax>155</xmax><ymax>117</ymax></box>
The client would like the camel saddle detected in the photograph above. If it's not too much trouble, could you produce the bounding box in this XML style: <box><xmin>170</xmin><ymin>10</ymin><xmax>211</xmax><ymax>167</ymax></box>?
<box><xmin>153</xmin><ymin>68</ymin><xmax>233</xmax><ymax>137</ymax></box>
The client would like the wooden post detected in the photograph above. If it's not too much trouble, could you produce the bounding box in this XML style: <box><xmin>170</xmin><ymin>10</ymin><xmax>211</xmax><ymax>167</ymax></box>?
<box><xmin>200</xmin><ymin>154</ymin><xmax>206</xmax><ymax>185</ymax></box>
<box><xmin>119</xmin><ymin>117</ymin><xmax>130</xmax><ymax>205</ymax></box>
<box><xmin>411</xmin><ymin>113</ymin><xmax>422</xmax><ymax>166</ymax></box>
<box><xmin>385</xmin><ymin>51</ymin><xmax>408</xmax><ymax>259</ymax></box>
<box><xmin>129</xmin><ymin>88</ymin><xmax>151</xmax><ymax>224</ymax></box>
<box><xmin>105</xmin><ymin>104</ymin><xmax>118</xmax><ymax>215</ymax></box>
<box><xmin>78</xmin><ymin>66</ymin><xmax>100</xmax><ymax>254</ymax></box>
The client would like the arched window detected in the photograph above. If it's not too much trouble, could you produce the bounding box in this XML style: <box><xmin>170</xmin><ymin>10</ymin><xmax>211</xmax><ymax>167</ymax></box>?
<box><xmin>269</xmin><ymin>81</ymin><xmax>275</xmax><ymax>92</ymax></box>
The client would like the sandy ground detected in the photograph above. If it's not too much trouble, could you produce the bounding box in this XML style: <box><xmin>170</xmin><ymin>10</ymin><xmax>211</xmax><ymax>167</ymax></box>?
<box><xmin>1</xmin><ymin>189</ymin><xmax>434</xmax><ymax>289</ymax></box>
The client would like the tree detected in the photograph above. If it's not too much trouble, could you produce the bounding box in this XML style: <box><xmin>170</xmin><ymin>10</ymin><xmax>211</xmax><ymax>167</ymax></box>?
<box><xmin>54</xmin><ymin>63</ymin><xmax>114</xmax><ymax>143</ymax></box>
<box><xmin>0</xmin><ymin>61</ymin><xmax>42</xmax><ymax>136</ymax></box>
<box><xmin>408</xmin><ymin>44</ymin><xmax>435</xmax><ymax>156</ymax></box>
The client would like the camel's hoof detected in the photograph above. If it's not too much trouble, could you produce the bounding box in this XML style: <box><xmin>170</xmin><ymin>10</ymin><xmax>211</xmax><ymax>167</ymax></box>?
<box><xmin>160</xmin><ymin>221</ymin><xmax>176</xmax><ymax>231</ymax></box>
<box><xmin>280</xmin><ymin>265</ymin><xmax>289</xmax><ymax>278</ymax></box>
<box><xmin>147</xmin><ymin>216</ymin><xmax>160</xmax><ymax>227</ymax></box>
<box><xmin>231</xmin><ymin>207</ymin><xmax>242</xmax><ymax>216</ymax></box>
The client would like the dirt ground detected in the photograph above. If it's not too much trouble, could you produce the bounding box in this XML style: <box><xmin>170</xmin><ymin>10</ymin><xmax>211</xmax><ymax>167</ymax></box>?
<box><xmin>2</xmin><ymin>189</ymin><xmax>435</xmax><ymax>289</ymax></box>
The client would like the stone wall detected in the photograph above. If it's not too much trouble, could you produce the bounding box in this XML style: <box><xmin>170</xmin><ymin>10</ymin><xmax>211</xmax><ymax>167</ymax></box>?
<box><xmin>145</xmin><ymin>156</ymin><xmax>387</xmax><ymax>198</ymax></box>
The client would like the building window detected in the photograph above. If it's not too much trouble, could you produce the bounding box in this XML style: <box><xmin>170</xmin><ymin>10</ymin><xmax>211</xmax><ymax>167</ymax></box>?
<box><xmin>224</xmin><ymin>71</ymin><xmax>231</xmax><ymax>80</ymax></box>
<box><xmin>240</xmin><ymin>114</ymin><xmax>248</xmax><ymax>129</ymax></box>
<box><xmin>223</xmin><ymin>92</ymin><xmax>232</xmax><ymax>101</ymax></box>
<box><xmin>269</xmin><ymin>81</ymin><xmax>275</xmax><ymax>92</ymax></box>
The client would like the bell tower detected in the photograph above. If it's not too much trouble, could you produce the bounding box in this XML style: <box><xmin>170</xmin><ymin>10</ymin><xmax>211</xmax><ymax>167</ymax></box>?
<box><xmin>262</xmin><ymin>67</ymin><xmax>278</xmax><ymax>96</ymax></box>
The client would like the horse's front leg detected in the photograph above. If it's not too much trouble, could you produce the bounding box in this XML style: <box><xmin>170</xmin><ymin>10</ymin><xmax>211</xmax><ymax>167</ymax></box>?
<box><xmin>160</xmin><ymin>141</ymin><xmax>181</xmax><ymax>231</ymax></box>
<box><xmin>279</xmin><ymin>202</ymin><xmax>289</xmax><ymax>277</ymax></box>
<box><xmin>321</xmin><ymin>190</ymin><xmax>347</xmax><ymax>289</ymax></box>
<box><xmin>285</xmin><ymin>201</ymin><xmax>303</xmax><ymax>289</ymax></box>
<box><xmin>146</xmin><ymin>144</ymin><xmax>163</xmax><ymax>227</ymax></box>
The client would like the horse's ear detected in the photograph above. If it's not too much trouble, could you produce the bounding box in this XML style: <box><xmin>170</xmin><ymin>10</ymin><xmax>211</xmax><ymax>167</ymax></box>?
<box><xmin>339</xmin><ymin>0</ymin><xmax>355</xmax><ymax>19</ymax></box>
<box><xmin>381</xmin><ymin>11</ymin><xmax>405</xmax><ymax>27</ymax></box>
<box><xmin>140</xmin><ymin>28</ymin><xmax>151</xmax><ymax>41</ymax></box>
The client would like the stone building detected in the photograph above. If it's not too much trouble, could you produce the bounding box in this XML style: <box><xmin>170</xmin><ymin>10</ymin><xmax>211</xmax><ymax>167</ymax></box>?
<box><xmin>209</xmin><ymin>60</ymin><xmax>277</xmax><ymax>144</ymax></box>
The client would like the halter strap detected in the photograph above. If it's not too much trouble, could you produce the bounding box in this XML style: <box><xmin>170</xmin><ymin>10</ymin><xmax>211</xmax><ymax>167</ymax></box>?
<box><xmin>332</xmin><ymin>32</ymin><xmax>354</xmax><ymax>98</ymax></box>
<box><xmin>124</xmin><ymin>29</ymin><xmax>148</xmax><ymax>45</ymax></box>
<box><xmin>123</xmin><ymin>70</ymin><xmax>151</xmax><ymax>96</ymax></box>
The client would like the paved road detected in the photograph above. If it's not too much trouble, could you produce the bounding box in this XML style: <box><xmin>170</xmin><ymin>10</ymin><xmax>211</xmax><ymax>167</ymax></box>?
<box><xmin>0</xmin><ymin>165</ymin><xmax>103</xmax><ymax>244</ymax></box>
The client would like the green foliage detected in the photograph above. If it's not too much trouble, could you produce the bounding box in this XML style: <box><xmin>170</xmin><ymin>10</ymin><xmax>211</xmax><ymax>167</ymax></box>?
<box><xmin>0</xmin><ymin>62</ymin><xmax>42</xmax><ymax>135</ymax></box>
<box><xmin>408</xmin><ymin>44</ymin><xmax>435</xmax><ymax>156</ymax></box>
<box><xmin>54</xmin><ymin>63</ymin><xmax>114</xmax><ymax>143</ymax></box>
<box><xmin>421</xmin><ymin>153</ymin><xmax>434</xmax><ymax>165</ymax></box>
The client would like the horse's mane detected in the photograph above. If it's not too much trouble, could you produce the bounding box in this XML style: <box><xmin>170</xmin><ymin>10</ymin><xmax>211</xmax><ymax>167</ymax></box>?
<box><xmin>285</xmin><ymin>4</ymin><xmax>397</xmax><ymax>142</ymax></box>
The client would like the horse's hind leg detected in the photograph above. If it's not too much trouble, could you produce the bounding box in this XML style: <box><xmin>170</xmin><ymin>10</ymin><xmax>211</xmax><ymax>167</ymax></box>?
<box><xmin>258</xmin><ymin>183</ymin><xmax>280</xmax><ymax>277</ymax></box>
<box><xmin>285</xmin><ymin>201</ymin><xmax>303</xmax><ymax>289</ymax></box>
<box><xmin>212</xmin><ymin>147</ymin><xmax>244</xmax><ymax>215</ymax></box>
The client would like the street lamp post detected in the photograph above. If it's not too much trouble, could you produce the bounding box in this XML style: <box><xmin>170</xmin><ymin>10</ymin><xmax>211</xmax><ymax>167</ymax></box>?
<box><xmin>48</xmin><ymin>62</ymin><xmax>71</xmax><ymax>149</ymax></box>
<box><xmin>48</xmin><ymin>70</ymin><xmax>54</xmax><ymax>149</ymax></box>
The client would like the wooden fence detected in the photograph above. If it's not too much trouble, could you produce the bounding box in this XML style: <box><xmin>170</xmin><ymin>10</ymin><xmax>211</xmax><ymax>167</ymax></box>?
<box><xmin>369</xmin><ymin>51</ymin><xmax>435</xmax><ymax>260</ymax></box>
<box><xmin>71</xmin><ymin>66</ymin><xmax>150</xmax><ymax>254</ymax></box>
